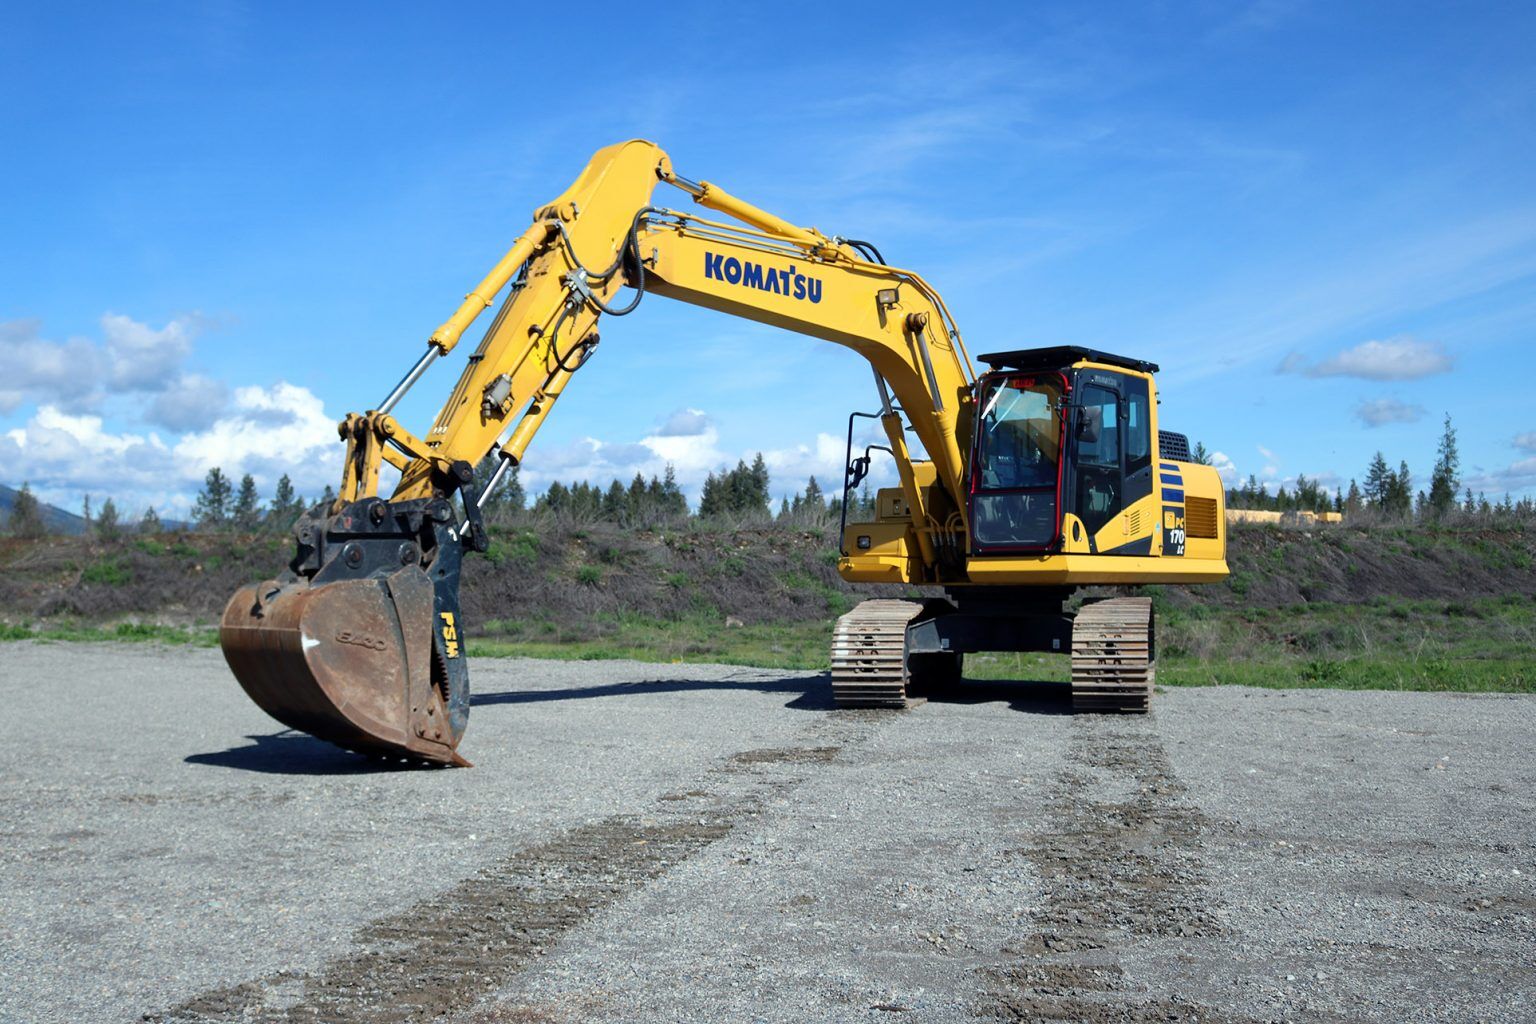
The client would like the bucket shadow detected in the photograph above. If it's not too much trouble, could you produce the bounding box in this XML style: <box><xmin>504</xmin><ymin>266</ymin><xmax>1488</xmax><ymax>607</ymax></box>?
<box><xmin>185</xmin><ymin>731</ymin><xmax>438</xmax><ymax>775</ymax></box>
<box><xmin>471</xmin><ymin>673</ymin><xmax>837</xmax><ymax>711</ymax></box>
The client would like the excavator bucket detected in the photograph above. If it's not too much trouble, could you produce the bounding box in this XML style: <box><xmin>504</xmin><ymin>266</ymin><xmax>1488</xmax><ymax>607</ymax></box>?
<box><xmin>219</xmin><ymin>497</ymin><xmax>474</xmax><ymax>766</ymax></box>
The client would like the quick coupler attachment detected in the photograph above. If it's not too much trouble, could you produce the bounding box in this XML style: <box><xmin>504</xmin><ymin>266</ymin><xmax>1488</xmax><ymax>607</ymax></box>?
<box><xmin>219</xmin><ymin>497</ymin><xmax>475</xmax><ymax>766</ymax></box>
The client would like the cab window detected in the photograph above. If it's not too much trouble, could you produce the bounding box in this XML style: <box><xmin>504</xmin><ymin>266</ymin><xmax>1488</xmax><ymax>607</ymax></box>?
<box><xmin>970</xmin><ymin>375</ymin><xmax>1063</xmax><ymax>549</ymax></box>
<box><xmin>1074</xmin><ymin>383</ymin><xmax>1121</xmax><ymax>535</ymax></box>
<box><xmin>1124</xmin><ymin>377</ymin><xmax>1151</xmax><ymax>477</ymax></box>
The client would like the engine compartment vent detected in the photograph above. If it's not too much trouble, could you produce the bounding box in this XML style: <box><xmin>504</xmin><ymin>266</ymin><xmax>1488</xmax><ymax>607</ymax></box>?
<box><xmin>1158</xmin><ymin>430</ymin><xmax>1191</xmax><ymax>462</ymax></box>
<box><xmin>1185</xmin><ymin>496</ymin><xmax>1220</xmax><ymax>538</ymax></box>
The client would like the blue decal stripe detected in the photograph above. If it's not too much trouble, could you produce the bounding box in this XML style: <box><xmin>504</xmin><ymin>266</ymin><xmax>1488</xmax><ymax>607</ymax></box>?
<box><xmin>1160</xmin><ymin>462</ymin><xmax>1180</xmax><ymax>471</ymax></box>
<box><xmin>1162</xmin><ymin>488</ymin><xmax>1185</xmax><ymax>502</ymax></box>
<box><xmin>1159</xmin><ymin>474</ymin><xmax>1183</xmax><ymax>485</ymax></box>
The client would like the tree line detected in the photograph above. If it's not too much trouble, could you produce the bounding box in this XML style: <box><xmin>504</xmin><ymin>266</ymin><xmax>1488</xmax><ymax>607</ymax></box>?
<box><xmin>1</xmin><ymin>469</ymin><xmax>330</xmax><ymax>540</ymax></box>
<box><xmin>11</xmin><ymin>413</ymin><xmax>1531</xmax><ymax>540</ymax></box>
<box><xmin>502</xmin><ymin>455</ymin><xmax>874</xmax><ymax>527</ymax></box>
<box><xmin>1221</xmin><ymin>414</ymin><xmax>1535</xmax><ymax>520</ymax></box>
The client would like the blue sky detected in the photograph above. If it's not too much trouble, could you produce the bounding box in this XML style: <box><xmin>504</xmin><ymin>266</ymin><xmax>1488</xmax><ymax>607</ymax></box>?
<box><xmin>3</xmin><ymin>1</ymin><xmax>1534</xmax><ymax>516</ymax></box>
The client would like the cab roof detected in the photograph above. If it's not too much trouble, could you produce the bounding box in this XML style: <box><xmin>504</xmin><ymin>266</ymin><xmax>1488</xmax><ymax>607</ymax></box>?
<box><xmin>978</xmin><ymin>346</ymin><xmax>1158</xmax><ymax>375</ymax></box>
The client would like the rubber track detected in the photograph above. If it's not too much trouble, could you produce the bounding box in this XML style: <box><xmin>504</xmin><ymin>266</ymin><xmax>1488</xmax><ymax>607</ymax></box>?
<box><xmin>830</xmin><ymin>599</ymin><xmax>925</xmax><ymax>708</ymax></box>
<box><xmin>1071</xmin><ymin>597</ymin><xmax>1155</xmax><ymax>713</ymax></box>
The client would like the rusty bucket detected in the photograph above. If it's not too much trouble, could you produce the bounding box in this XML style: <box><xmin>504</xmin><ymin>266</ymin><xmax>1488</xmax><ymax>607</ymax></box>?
<box><xmin>219</xmin><ymin>497</ymin><xmax>473</xmax><ymax>766</ymax></box>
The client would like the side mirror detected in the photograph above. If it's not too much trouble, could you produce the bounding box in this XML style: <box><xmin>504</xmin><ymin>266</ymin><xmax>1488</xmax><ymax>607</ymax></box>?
<box><xmin>846</xmin><ymin>454</ymin><xmax>871</xmax><ymax>490</ymax></box>
<box><xmin>1076</xmin><ymin>406</ymin><xmax>1102</xmax><ymax>443</ymax></box>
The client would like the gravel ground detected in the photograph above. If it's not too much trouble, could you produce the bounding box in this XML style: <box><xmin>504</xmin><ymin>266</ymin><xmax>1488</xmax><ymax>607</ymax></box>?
<box><xmin>0</xmin><ymin>642</ymin><xmax>1531</xmax><ymax>1023</ymax></box>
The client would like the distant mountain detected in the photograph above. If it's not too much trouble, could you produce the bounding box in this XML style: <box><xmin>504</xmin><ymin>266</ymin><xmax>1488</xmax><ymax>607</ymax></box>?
<box><xmin>0</xmin><ymin>483</ymin><xmax>89</xmax><ymax>535</ymax></box>
<box><xmin>0</xmin><ymin>484</ymin><xmax>192</xmax><ymax>534</ymax></box>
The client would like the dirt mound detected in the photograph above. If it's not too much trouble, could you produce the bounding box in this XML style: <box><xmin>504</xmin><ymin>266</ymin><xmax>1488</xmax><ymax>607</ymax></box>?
<box><xmin>1</xmin><ymin>521</ymin><xmax>1530</xmax><ymax>630</ymax></box>
<box><xmin>1163</xmin><ymin>524</ymin><xmax>1536</xmax><ymax>610</ymax></box>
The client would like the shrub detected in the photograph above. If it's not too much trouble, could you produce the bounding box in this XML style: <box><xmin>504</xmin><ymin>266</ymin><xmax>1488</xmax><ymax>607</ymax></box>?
<box><xmin>81</xmin><ymin>559</ymin><xmax>131</xmax><ymax>586</ymax></box>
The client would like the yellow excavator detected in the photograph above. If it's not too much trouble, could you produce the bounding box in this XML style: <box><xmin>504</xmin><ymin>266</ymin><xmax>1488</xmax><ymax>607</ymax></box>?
<box><xmin>220</xmin><ymin>140</ymin><xmax>1228</xmax><ymax>766</ymax></box>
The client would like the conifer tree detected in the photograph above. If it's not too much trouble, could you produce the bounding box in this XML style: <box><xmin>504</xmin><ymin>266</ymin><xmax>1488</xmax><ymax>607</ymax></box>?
<box><xmin>267</xmin><ymin>474</ymin><xmax>299</xmax><ymax>531</ymax></box>
<box><xmin>232</xmin><ymin>474</ymin><xmax>260</xmax><ymax>531</ymax></box>
<box><xmin>193</xmin><ymin>468</ymin><xmax>233</xmax><ymax>530</ymax></box>
<box><xmin>1364</xmin><ymin>453</ymin><xmax>1390</xmax><ymax>508</ymax></box>
<box><xmin>96</xmin><ymin>497</ymin><xmax>121</xmax><ymax>541</ymax></box>
<box><xmin>660</xmin><ymin>465</ymin><xmax>687</xmax><ymax>517</ymax></box>
<box><xmin>601</xmin><ymin>480</ymin><xmax>628</xmax><ymax>523</ymax></box>
<box><xmin>1428</xmin><ymin>414</ymin><xmax>1460</xmax><ymax>517</ymax></box>
<box><xmin>8</xmin><ymin>482</ymin><xmax>46</xmax><ymax>539</ymax></box>
<box><xmin>802</xmin><ymin>476</ymin><xmax>825</xmax><ymax>515</ymax></box>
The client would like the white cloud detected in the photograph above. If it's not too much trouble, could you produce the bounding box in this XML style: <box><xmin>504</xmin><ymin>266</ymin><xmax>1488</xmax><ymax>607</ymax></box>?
<box><xmin>1208</xmin><ymin>449</ymin><xmax>1238</xmax><ymax>484</ymax></box>
<box><xmin>1354</xmin><ymin>397</ymin><xmax>1426</xmax><ymax>427</ymax></box>
<box><xmin>1</xmin><ymin>406</ymin><xmax>178</xmax><ymax>513</ymax></box>
<box><xmin>516</xmin><ymin>414</ymin><xmax>892</xmax><ymax>505</ymax></box>
<box><xmin>1466</xmin><ymin>457</ymin><xmax>1536</xmax><ymax>495</ymax></box>
<box><xmin>102</xmin><ymin>312</ymin><xmax>202</xmax><ymax>390</ymax></box>
<box><xmin>0</xmin><ymin>320</ymin><xmax>104</xmax><ymax>413</ymax></box>
<box><xmin>654</xmin><ymin>408</ymin><xmax>711</xmax><ymax>437</ymax></box>
<box><xmin>1274</xmin><ymin>351</ymin><xmax>1307</xmax><ymax>375</ymax></box>
<box><xmin>147</xmin><ymin>373</ymin><xmax>230</xmax><ymax>431</ymax></box>
<box><xmin>0</xmin><ymin>313</ymin><xmax>208</xmax><ymax>415</ymax></box>
<box><xmin>1284</xmin><ymin>336</ymin><xmax>1453</xmax><ymax>381</ymax></box>
<box><xmin>7</xmin><ymin>405</ymin><xmax>161</xmax><ymax>458</ymax></box>
<box><xmin>1513</xmin><ymin>432</ymin><xmax>1536</xmax><ymax>453</ymax></box>
<box><xmin>2</xmin><ymin>383</ymin><xmax>338</xmax><ymax>518</ymax></box>
<box><xmin>173</xmin><ymin>383</ymin><xmax>336</xmax><ymax>488</ymax></box>
<box><xmin>762</xmin><ymin>433</ymin><xmax>853</xmax><ymax>492</ymax></box>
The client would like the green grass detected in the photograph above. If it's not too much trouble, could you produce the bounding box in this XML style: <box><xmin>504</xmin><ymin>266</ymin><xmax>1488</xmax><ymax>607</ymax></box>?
<box><xmin>0</xmin><ymin>621</ymin><xmax>217</xmax><ymax>646</ymax></box>
<box><xmin>468</xmin><ymin>614</ymin><xmax>831</xmax><ymax>670</ymax></box>
<box><xmin>964</xmin><ymin>651</ymin><xmax>1532</xmax><ymax>692</ymax></box>
<box><xmin>81</xmin><ymin>558</ymin><xmax>132</xmax><ymax>585</ymax></box>
<box><xmin>3</xmin><ymin>593</ymin><xmax>1531</xmax><ymax>694</ymax></box>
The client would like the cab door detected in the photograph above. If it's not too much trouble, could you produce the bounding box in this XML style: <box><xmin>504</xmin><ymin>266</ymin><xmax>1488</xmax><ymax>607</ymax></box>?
<box><xmin>1069</xmin><ymin>371</ymin><xmax>1153</xmax><ymax>553</ymax></box>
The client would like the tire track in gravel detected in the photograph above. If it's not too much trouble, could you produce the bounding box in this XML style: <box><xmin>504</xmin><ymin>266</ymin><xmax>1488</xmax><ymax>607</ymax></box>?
<box><xmin>979</xmin><ymin>716</ymin><xmax>1268</xmax><ymax>1024</ymax></box>
<box><xmin>148</xmin><ymin>711</ymin><xmax>887</xmax><ymax>1024</ymax></box>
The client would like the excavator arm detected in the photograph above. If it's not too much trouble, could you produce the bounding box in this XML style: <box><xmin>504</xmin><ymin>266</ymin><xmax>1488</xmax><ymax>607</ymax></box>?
<box><xmin>355</xmin><ymin>140</ymin><xmax>974</xmax><ymax>561</ymax></box>
<box><xmin>220</xmin><ymin>140</ymin><xmax>978</xmax><ymax>765</ymax></box>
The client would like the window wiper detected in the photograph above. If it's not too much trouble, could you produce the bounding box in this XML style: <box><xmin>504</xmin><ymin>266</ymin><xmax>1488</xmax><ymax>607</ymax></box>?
<box><xmin>986</xmin><ymin>391</ymin><xmax>1025</xmax><ymax>435</ymax></box>
<box><xmin>979</xmin><ymin>386</ymin><xmax>1004</xmax><ymax>425</ymax></box>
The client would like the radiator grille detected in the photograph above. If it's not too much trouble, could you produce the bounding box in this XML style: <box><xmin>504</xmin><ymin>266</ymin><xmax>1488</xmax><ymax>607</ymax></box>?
<box><xmin>1185</xmin><ymin>496</ymin><xmax>1220</xmax><ymax>538</ymax></box>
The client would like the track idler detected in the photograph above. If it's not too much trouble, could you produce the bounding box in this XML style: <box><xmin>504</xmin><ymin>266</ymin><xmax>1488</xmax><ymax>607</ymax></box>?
<box><xmin>220</xmin><ymin>496</ymin><xmax>478</xmax><ymax>766</ymax></box>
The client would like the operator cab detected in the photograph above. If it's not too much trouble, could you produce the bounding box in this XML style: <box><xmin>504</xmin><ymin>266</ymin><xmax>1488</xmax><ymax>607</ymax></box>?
<box><xmin>970</xmin><ymin>347</ymin><xmax>1157</xmax><ymax>555</ymax></box>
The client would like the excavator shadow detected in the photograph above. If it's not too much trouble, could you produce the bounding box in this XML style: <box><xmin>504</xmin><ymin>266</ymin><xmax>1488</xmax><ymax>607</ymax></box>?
<box><xmin>470</xmin><ymin>674</ymin><xmax>837</xmax><ymax>711</ymax></box>
<box><xmin>469</xmin><ymin>674</ymin><xmax>1073</xmax><ymax>715</ymax></box>
<box><xmin>925</xmin><ymin>678</ymin><xmax>1075</xmax><ymax>715</ymax></box>
<box><xmin>184</xmin><ymin>731</ymin><xmax>443</xmax><ymax>775</ymax></box>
